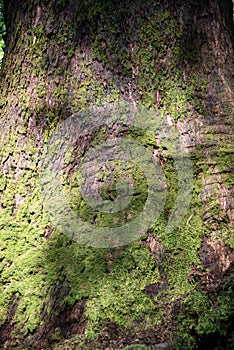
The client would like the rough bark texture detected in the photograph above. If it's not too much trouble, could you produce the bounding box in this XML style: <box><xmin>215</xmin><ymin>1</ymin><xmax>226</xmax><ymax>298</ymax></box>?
<box><xmin>0</xmin><ymin>0</ymin><xmax>234</xmax><ymax>349</ymax></box>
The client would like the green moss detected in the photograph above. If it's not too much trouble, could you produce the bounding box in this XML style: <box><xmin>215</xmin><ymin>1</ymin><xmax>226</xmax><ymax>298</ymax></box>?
<box><xmin>0</xmin><ymin>178</ymin><xmax>50</xmax><ymax>333</ymax></box>
<box><xmin>216</xmin><ymin>146</ymin><xmax>234</xmax><ymax>189</ymax></box>
<box><xmin>176</xmin><ymin>283</ymin><xmax>234</xmax><ymax>349</ymax></box>
<box><xmin>84</xmin><ymin>242</ymin><xmax>160</xmax><ymax>339</ymax></box>
<box><xmin>50</xmin><ymin>328</ymin><xmax>63</xmax><ymax>342</ymax></box>
<box><xmin>0</xmin><ymin>173</ymin><xmax>7</xmax><ymax>191</ymax></box>
<box><xmin>122</xmin><ymin>346</ymin><xmax>150</xmax><ymax>350</ymax></box>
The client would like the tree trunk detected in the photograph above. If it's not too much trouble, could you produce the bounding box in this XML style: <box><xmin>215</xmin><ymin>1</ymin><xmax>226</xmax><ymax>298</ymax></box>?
<box><xmin>0</xmin><ymin>0</ymin><xmax>233</xmax><ymax>349</ymax></box>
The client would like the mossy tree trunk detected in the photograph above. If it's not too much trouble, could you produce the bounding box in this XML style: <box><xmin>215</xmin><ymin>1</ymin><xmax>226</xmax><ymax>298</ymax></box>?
<box><xmin>0</xmin><ymin>0</ymin><xmax>233</xmax><ymax>349</ymax></box>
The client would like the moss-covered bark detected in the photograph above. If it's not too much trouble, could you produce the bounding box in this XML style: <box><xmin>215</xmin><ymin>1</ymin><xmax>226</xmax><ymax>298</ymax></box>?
<box><xmin>0</xmin><ymin>0</ymin><xmax>233</xmax><ymax>349</ymax></box>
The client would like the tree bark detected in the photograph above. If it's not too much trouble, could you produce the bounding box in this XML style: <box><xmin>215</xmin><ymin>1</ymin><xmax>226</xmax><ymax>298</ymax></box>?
<box><xmin>0</xmin><ymin>0</ymin><xmax>233</xmax><ymax>349</ymax></box>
